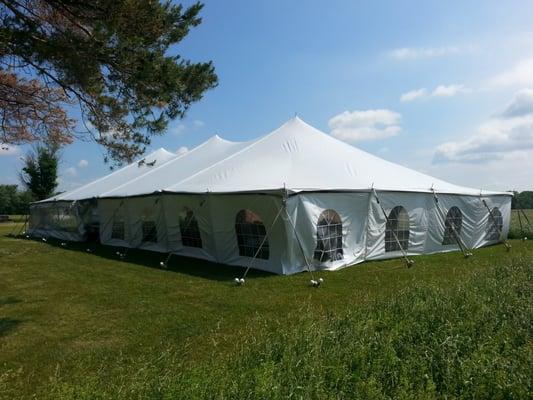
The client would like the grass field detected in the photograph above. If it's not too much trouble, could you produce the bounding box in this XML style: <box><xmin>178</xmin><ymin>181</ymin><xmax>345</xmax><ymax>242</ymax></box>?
<box><xmin>0</xmin><ymin>217</ymin><xmax>532</xmax><ymax>399</ymax></box>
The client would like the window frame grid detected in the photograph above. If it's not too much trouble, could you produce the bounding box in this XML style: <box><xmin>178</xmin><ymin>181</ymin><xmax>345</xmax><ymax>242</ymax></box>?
<box><xmin>486</xmin><ymin>207</ymin><xmax>503</xmax><ymax>241</ymax></box>
<box><xmin>179</xmin><ymin>208</ymin><xmax>203</xmax><ymax>248</ymax></box>
<box><xmin>235</xmin><ymin>210</ymin><xmax>270</xmax><ymax>260</ymax></box>
<box><xmin>141</xmin><ymin>220</ymin><xmax>158</xmax><ymax>243</ymax></box>
<box><xmin>314</xmin><ymin>209</ymin><xmax>343</xmax><ymax>262</ymax></box>
<box><xmin>111</xmin><ymin>220</ymin><xmax>125</xmax><ymax>240</ymax></box>
<box><xmin>385</xmin><ymin>206</ymin><xmax>410</xmax><ymax>253</ymax></box>
<box><xmin>442</xmin><ymin>206</ymin><xmax>462</xmax><ymax>245</ymax></box>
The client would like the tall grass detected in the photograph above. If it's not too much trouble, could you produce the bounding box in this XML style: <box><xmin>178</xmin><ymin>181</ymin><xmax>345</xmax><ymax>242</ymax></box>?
<box><xmin>46</xmin><ymin>258</ymin><xmax>532</xmax><ymax>399</ymax></box>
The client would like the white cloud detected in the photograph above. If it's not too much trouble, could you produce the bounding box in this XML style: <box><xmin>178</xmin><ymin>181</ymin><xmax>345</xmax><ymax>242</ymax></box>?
<box><xmin>329</xmin><ymin>109</ymin><xmax>402</xmax><ymax>142</ymax></box>
<box><xmin>434</xmin><ymin>90</ymin><xmax>533</xmax><ymax>164</ymax></box>
<box><xmin>0</xmin><ymin>144</ymin><xmax>20</xmax><ymax>156</ymax></box>
<box><xmin>64</xmin><ymin>167</ymin><xmax>77</xmax><ymax>177</ymax></box>
<box><xmin>500</xmin><ymin>88</ymin><xmax>533</xmax><ymax>117</ymax></box>
<box><xmin>192</xmin><ymin>120</ymin><xmax>205</xmax><ymax>128</ymax></box>
<box><xmin>400</xmin><ymin>84</ymin><xmax>467</xmax><ymax>102</ymax></box>
<box><xmin>388</xmin><ymin>46</ymin><xmax>461</xmax><ymax>60</ymax></box>
<box><xmin>78</xmin><ymin>159</ymin><xmax>89</xmax><ymax>168</ymax></box>
<box><xmin>431</xmin><ymin>84</ymin><xmax>466</xmax><ymax>97</ymax></box>
<box><xmin>169</xmin><ymin>120</ymin><xmax>205</xmax><ymax>136</ymax></box>
<box><xmin>489</xmin><ymin>57</ymin><xmax>533</xmax><ymax>88</ymax></box>
<box><xmin>170</xmin><ymin>123</ymin><xmax>186</xmax><ymax>136</ymax></box>
<box><xmin>400</xmin><ymin>88</ymin><xmax>427</xmax><ymax>102</ymax></box>
<box><xmin>176</xmin><ymin>146</ymin><xmax>189</xmax><ymax>155</ymax></box>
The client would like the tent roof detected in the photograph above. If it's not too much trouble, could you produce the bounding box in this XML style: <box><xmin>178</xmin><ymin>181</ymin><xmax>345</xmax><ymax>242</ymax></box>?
<box><xmin>45</xmin><ymin>147</ymin><xmax>178</xmax><ymax>202</ymax></box>
<box><xmin>43</xmin><ymin>117</ymin><xmax>510</xmax><ymax>202</ymax></box>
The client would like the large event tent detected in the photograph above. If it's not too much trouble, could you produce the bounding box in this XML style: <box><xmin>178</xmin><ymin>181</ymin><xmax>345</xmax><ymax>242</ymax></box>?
<box><xmin>28</xmin><ymin>117</ymin><xmax>512</xmax><ymax>274</ymax></box>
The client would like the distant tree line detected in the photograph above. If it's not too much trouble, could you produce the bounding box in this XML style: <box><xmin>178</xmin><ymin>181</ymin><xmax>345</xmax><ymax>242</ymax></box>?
<box><xmin>512</xmin><ymin>191</ymin><xmax>533</xmax><ymax>209</ymax></box>
<box><xmin>0</xmin><ymin>184</ymin><xmax>33</xmax><ymax>214</ymax></box>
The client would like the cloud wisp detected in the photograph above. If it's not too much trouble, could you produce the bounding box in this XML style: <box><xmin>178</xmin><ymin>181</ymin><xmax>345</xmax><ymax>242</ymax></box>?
<box><xmin>489</xmin><ymin>57</ymin><xmax>533</xmax><ymax>88</ymax></box>
<box><xmin>434</xmin><ymin>89</ymin><xmax>533</xmax><ymax>164</ymax></box>
<box><xmin>400</xmin><ymin>84</ymin><xmax>467</xmax><ymax>102</ymax></box>
<box><xmin>176</xmin><ymin>146</ymin><xmax>189</xmax><ymax>155</ymax></box>
<box><xmin>388</xmin><ymin>46</ymin><xmax>461</xmax><ymax>61</ymax></box>
<box><xmin>400</xmin><ymin>88</ymin><xmax>428</xmax><ymax>102</ymax></box>
<box><xmin>329</xmin><ymin>109</ymin><xmax>401</xmax><ymax>142</ymax></box>
<box><xmin>170</xmin><ymin>119</ymin><xmax>205</xmax><ymax>136</ymax></box>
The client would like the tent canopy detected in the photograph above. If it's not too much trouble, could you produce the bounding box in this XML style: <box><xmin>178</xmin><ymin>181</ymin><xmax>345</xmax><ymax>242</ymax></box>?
<box><xmin>42</xmin><ymin>117</ymin><xmax>510</xmax><ymax>202</ymax></box>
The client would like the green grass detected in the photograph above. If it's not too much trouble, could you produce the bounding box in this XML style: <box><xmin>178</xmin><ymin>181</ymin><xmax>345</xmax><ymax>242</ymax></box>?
<box><xmin>0</xmin><ymin>219</ymin><xmax>532</xmax><ymax>399</ymax></box>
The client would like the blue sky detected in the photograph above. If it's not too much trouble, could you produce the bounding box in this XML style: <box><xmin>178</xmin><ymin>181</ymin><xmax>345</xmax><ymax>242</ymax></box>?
<box><xmin>2</xmin><ymin>0</ymin><xmax>533</xmax><ymax>191</ymax></box>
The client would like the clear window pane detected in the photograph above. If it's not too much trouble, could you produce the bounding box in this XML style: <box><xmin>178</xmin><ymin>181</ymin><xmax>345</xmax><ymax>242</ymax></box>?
<box><xmin>314</xmin><ymin>209</ymin><xmax>343</xmax><ymax>262</ymax></box>
<box><xmin>235</xmin><ymin>210</ymin><xmax>269</xmax><ymax>260</ymax></box>
<box><xmin>385</xmin><ymin>206</ymin><xmax>410</xmax><ymax>252</ymax></box>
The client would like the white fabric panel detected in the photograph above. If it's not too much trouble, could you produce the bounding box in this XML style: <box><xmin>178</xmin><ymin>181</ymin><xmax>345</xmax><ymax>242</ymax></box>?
<box><xmin>431</xmin><ymin>194</ymin><xmax>482</xmax><ymax>251</ymax></box>
<box><xmin>100</xmin><ymin>196</ymin><xmax>167</xmax><ymax>252</ymax></box>
<box><xmin>98</xmin><ymin>198</ymin><xmax>130</xmax><ymax>247</ymax></box>
<box><xmin>365</xmin><ymin>191</ymin><xmax>432</xmax><ymax>260</ymax></box>
<box><xmin>475</xmin><ymin>195</ymin><xmax>512</xmax><ymax>248</ymax></box>
<box><xmin>206</xmin><ymin>194</ymin><xmax>286</xmax><ymax>274</ymax></box>
<box><xmin>284</xmin><ymin>192</ymin><xmax>370</xmax><ymax>274</ymax></box>
<box><xmin>424</xmin><ymin>193</ymin><xmax>463</xmax><ymax>253</ymax></box>
<box><xmin>160</xmin><ymin>194</ymin><xmax>217</xmax><ymax>262</ymax></box>
<box><xmin>125</xmin><ymin>196</ymin><xmax>167</xmax><ymax>252</ymax></box>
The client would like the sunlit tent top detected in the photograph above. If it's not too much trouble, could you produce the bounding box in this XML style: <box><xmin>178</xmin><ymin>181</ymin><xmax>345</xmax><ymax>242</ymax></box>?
<box><xmin>42</xmin><ymin>117</ymin><xmax>511</xmax><ymax>202</ymax></box>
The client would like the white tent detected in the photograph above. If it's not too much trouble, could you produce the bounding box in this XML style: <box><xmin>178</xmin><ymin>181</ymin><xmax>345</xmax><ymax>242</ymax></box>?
<box><xmin>29</xmin><ymin>117</ymin><xmax>512</xmax><ymax>274</ymax></box>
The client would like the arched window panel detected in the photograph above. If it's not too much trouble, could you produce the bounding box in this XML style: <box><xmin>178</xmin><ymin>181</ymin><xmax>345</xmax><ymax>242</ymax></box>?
<box><xmin>235</xmin><ymin>210</ymin><xmax>269</xmax><ymax>259</ymax></box>
<box><xmin>111</xmin><ymin>219</ymin><xmax>125</xmax><ymax>240</ymax></box>
<box><xmin>314</xmin><ymin>209</ymin><xmax>343</xmax><ymax>262</ymax></box>
<box><xmin>442</xmin><ymin>206</ymin><xmax>462</xmax><ymax>245</ymax></box>
<box><xmin>486</xmin><ymin>207</ymin><xmax>503</xmax><ymax>241</ymax></box>
<box><xmin>142</xmin><ymin>220</ymin><xmax>158</xmax><ymax>243</ymax></box>
<box><xmin>385</xmin><ymin>206</ymin><xmax>410</xmax><ymax>252</ymax></box>
<box><xmin>179</xmin><ymin>207</ymin><xmax>202</xmax><ymax>248</ymax></box>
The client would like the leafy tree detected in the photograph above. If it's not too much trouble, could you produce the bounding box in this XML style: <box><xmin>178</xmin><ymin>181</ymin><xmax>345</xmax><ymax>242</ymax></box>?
<box><xmin>20</xmin><ymin>144</ymin><xmax>59</xmax><ymax>200</ymax></box>
<box><xmin>0</xmin><ymin>184</ymin><xmax>33</xmax><ymax>214</ymax></box>
<box><xmin>514</xmin><ymin>191</ymin><xmax>533</xmax><ymax>209</ymax></box>
<box><xmin>0</xmin><ymin>0</ymin><xmax>217</xmax><ymax>165</ymax></box>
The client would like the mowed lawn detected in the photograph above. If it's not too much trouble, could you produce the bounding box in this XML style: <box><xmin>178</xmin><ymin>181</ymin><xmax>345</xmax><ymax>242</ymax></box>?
<box><xmin>0</xmin><ymin>217</ymin><xmax>532</xmax><ymax>399</ymax></box>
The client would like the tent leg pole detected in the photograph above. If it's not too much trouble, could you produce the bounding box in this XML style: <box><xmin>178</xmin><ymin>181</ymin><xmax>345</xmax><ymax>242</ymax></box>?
<box><xmin>516</xmin><ymin>209</ymin><xmax>524</xmax><ymax>237</ymax></box>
